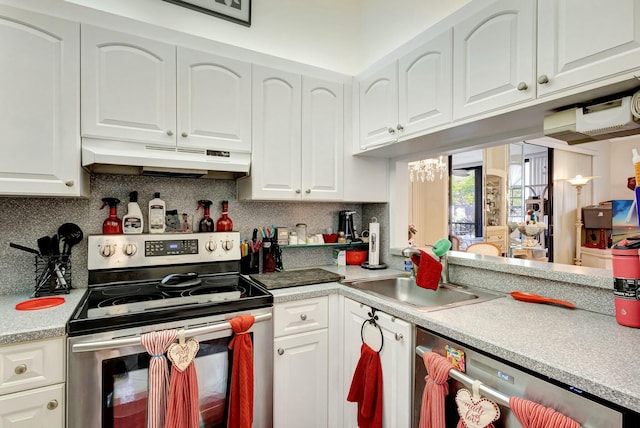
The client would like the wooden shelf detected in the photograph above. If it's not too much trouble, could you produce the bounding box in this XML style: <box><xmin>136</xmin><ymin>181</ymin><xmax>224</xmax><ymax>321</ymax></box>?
<box><xmin>280</xmin><ymin>242</ymin><xmax>368</xmax><ymax>249</ymax></box>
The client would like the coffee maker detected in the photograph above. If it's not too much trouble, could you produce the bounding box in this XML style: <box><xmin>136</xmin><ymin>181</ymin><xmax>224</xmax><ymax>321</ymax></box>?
<box><xmin>338</xmin><ymin>211</ymin><xmax>356</xmax><ymax>241</ymax></box>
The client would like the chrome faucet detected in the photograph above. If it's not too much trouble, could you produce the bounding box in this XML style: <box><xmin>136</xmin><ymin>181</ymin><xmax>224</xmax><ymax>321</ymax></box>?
<box><xmin>402</xmin><ymin>246</ymin><xmax>421</xmax><ymax>278</ymax></box>
<box><xmin>402</xmin><ymin>246</ymin><xmax>450</xmax><ymax>284</ymax></box>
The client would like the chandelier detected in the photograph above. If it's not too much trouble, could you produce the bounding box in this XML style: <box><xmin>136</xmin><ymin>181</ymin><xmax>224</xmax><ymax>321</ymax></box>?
<box><xmin>408</xmin><ymin>156</ymin><xmax>447</xmax><ymax>182</ymax></box>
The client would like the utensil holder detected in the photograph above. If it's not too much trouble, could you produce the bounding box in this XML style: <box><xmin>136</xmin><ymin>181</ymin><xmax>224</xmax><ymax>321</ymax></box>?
<box><xmin>34</xmin><ymin>255</ymin><xmax>72</xmax><ymax>297</ymax></box>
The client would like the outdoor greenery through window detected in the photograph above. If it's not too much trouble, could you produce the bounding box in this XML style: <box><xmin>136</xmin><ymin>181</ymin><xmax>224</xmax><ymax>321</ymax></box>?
<box><xmin>450</xmin><ymin>166</ymin><xmax>483</xmax><ymax>243</ymax></box>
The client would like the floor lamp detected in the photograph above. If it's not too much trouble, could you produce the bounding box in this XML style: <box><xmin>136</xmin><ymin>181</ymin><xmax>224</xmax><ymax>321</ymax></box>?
<box><xmin>566</xmin><ymin>175</ymin><xmax>597</xmax><ymax>266</ymax></box>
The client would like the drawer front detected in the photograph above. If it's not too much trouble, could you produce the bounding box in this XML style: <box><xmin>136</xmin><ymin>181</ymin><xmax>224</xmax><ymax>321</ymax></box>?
<box><xmin>0</xmin><ymin>338</ymin><xmax>64</xmax><ymax>396</ymax></box>
<box><xmin>0</xmin><ymin>383</ymin><xmax>64</xmax><ymax>428</ymax></box>
<box><xmin>274</xmin><ymin>297</ymin><xmax>329</xmax><ymax>337</ymax></box>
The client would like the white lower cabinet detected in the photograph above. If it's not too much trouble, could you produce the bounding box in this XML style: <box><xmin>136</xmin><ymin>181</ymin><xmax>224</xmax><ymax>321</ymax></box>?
<box><xmin>0</xmin><ymin>337</ymin><xmax>65</xmax><ymax>428</ymax></box>
<box><xmin>342</xmin><ymin>297</ymin><xmax>413</xmax><ymax>428</ymax></box>
<box><xmin>273</xmin><ymin>297</ymin><xmax>330</xmax><ymax>427</ymax></box>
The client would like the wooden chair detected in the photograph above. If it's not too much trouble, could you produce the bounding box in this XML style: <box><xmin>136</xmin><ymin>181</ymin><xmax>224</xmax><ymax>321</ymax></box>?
<box><xmin>450</xmin><ymin>236</ymin><xmax>461</xmax><ymax>251</ymax></box>
<box><xmin>465</xmin><ymin>242</ymin><xmax>501</xmax><ymax>256</ymax></box>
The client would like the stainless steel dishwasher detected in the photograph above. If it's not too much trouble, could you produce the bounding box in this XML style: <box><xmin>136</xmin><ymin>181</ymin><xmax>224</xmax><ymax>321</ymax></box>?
<box><xmin>413</xmin><ymin>327</ymin><xmax>640</xmax><ymax>427</ymax></box>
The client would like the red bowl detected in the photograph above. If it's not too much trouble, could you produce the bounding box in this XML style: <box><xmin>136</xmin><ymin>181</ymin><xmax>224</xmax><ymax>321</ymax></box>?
<box><xmin>346</xmin><ymin>249</ymin><xmax>367</xmax><ymax>265</ymax></box>
<box><xmin>323</xmin><ymin>233</ymin><xmax>338</xmax><ymax>243</ymax></box>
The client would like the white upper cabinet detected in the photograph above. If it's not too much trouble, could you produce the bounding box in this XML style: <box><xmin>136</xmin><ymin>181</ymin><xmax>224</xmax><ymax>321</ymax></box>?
<box><xmin>239</xmin><ymin>65</ymin><xmax>344</xmax><ymax>201</ymax></box>
<box><xmin>82</xmin><ymin>25</ymin><xmax>251</xmax><ymax>151</ymax></box>
<box><xmin>0</xmin><ymin>5</ymin><xmax>88</xmax><ymax>197</ymax></box>
<box><xmin>452</xmin><ymin>0</ymin><xmax>535</xmax><ymax>120</ymax></box>
<box><xmin>537</xmin><ymin>0</ymin><xmax>640</xmax><ymax>96</ymax></box>
<box><xmin>82</xmin><ymin>25</ymin><xmax>177</xmax><ymax>146</ymax></box>
<box><xmin>177</xmin><ymin>47</ymin><xmax>251</xmax><ymax>152</ymax></box>
<box><xmin>359</xmin><ymin>62</ymin><xmax>399</xmax><ymax>150</ymax></box>
<box><xmin>398</xmin><ymin>29</ymin><xmax>453</xmax><ymax>138</ymax></box>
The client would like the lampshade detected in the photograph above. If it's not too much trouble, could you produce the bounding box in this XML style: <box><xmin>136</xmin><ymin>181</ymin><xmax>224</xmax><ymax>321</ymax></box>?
<box><xmin>565</xmin><ymin>175</ymin><xmax>598</xmax><ymax>186</ymax></box>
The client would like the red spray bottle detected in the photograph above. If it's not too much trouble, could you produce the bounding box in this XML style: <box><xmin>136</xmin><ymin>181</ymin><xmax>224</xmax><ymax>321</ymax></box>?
<box><xmin>216</xmin><ymin>200</ymin><xmax>233</xmax><ymax>232</ymax></box>
<box><xmin>101</xmin><ymin>198</ymin><xmax>123</xmax><ymax>234</ymax></box>
<box><xmin>197</xmin><ymin>200</ymin><xmax>215</xmax><ymax>232</ymax></box>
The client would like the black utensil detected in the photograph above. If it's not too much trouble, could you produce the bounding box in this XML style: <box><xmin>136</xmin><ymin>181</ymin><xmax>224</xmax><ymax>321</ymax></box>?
<box><xmin>57</xmin><ymin>223</ymin><xmax>84</xmax><ymax>255</ymax></box>
<box><xmin>36</xmin><ymin>236</ymin><xmax>56</xmax><ymax>293</ymax></box>
<box><xmin>37</xmin><ymin>236</ymin><xmax>52</xmax><ymax>257</ymax></box>
<box><xmin>9</xmin><ymin>243</ymin><xmax>40</xmax><ymax>255</ymax></box>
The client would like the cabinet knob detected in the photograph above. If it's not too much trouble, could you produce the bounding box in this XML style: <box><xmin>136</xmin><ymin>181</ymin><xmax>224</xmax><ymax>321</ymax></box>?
<box><xmin>300</xmin><ymin>313</ymin><xmax>307</xmax><ymax>321</ymax></box>
<box><xmin>14</xmin><ymin>364</ymin><xmax>27</xmax><ymax>375</ymax></box>
<box><xmin>295</xmin><ymin>189</ymin><xmax>301</xmax><ymax>194</ymax></box>
<box><xmin>64</xmin><ymin>180</ymin><xmax>74</xmax><ymax>187</ymax></box>
<box><xmin>305</xmin><ymin>189</ymin><xmax>311</xmax><ymax>194</ymax></box>
<box><xmin>166</xmin><ymin>130</ymin><xmax>174</xmax><ymax>136</ymax></box>
<box><xmin>277</xmin><ymin>348</ymin><xmax>284</xmax><ymax>356</ymax></box>
<box><xmin>395</xmin><ymin>333</ymin><xmax>404</xmax><ymax>341</ymax></box>
<box><xmin>396</xmin><ymin>124</ymin><xmax>404</xmax><ymax>131</ymax></box>
<box><xmin>181</xmin><ymin>132</ymin><xmax>189</xmax><ymax>138</ymax></box>
<box><xmin>517</xmin><ymin>82</ymin><xmax>528</xmax><ymax>91</ymax></box>
<box><xmin>387</xmin><ymin>127</ymin><xmax>396</xmax><ymax>134</ymax></box>
<box><xmin>537</xmin><ymin>74</ymin><xmax>549</xmax><ymax>85</ymax></box>
<box><xmin>47</xmin><ymin>400</ymin><xmax>58</xmax><ymax>410</ymax></box>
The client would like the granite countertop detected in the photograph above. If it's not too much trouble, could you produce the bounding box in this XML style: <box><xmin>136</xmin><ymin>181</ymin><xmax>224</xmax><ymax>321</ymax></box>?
<box><xmin>270</xmin><ymin>265</ymin><xmax>640</xmax><ymax>414</ymax></box>
<box><xmin>0</xmin><ymin>289</ymin><xmax>86</xmax><ymax>345</ymax></box>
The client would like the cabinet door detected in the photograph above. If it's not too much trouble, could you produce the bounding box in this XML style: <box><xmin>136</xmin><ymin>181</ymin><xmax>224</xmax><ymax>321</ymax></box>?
<box><xmin>343</xmin><ymin>298</ymin><xmax>412</xmax><ymax>428</ymax></box>
<box><xmin>177</xmin><ymin>47</ymin><xmax>251</xmax><ymax>152</ymax></box>
<box><xmin>81</xmin><ymin>25</ymin><xmax>176</xmax><ymax>146</ymax></box>
<box><xmin>398</xmin><ymin>29</ymin><xmax>453</xmax><ymax>137</ymax></box>
<box><xmin>0</xmin><ymin>6</ymin><xmax>87</xmax><ymax>197</ymax></box>
<box><xmin>250</xmin><ymin>65</ymin><xmax>302</xmax><ymax>200</ymax></box>
<box><xmin>0</xmin><ymin>384</ymin><xmax>64</xmax><ymax>428</ymax></box>
<box><xmin>537</xmin><ymin>0</ymin><xmax>640</xmax><ymax>96</ymax></box>
<box><xmin>274</xmin><ymin>329</ymin><xmax>328</xmax><ymax>428</ymax></box>
<box><xmin>452</xmin><ymin>0</ymin><xmax>535</xmax><ymax>120</ymax></box>
<box><xmin>301</xmin><ymin>77</ymin><xmax>344</xmax><ymax>201</ymax></box>
<box><xmin>359</xmin><ymin>62</ymin><xmax>399</xmax><ymax>150</ymax></box>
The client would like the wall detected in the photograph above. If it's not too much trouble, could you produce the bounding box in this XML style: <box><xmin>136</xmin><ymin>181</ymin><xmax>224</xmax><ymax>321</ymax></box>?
<box><xmin>0</xmin><ymin>174</ymin><xmax>378</xmax><ymax>295</ymax></box>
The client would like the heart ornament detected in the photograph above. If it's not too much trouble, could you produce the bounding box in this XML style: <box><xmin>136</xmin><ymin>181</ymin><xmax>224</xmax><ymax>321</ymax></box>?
<box><xmin>455</xmin><ymin>387</ymin><xmax>500</xmax><ymax>428</ymax></box>
<box><xmin>167</xmin><ymin>337</ymin><xmax>199</xmax><ymax>372</ymax></box>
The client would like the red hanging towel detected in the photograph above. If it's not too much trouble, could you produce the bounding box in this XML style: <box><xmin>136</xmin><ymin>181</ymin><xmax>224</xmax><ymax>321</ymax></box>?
<box><xmin>141</xmin><ymin>330</ymin><xmax>178</xmax><ymax>428</ymax></box>
<box><xmin>165</xmin><ymin>336</ymin><xmax>200</xmax><ymax>428</ymax></box>
<box><xmin>419</xmin><ymin>352</ymin><xmax>454</xmax><ymax>428</ymax></box>
<box><xmin>347</xmin><ymin>343</ymin><xmax>383</xmax><ymax>428</ymax></box>
<box><xmin>227</xmin><ymin>315</ymin><xmax>255</xmax><ymax>428</ymax></box>
<box><xmin>413</xmin><ymin>250</ymin><xmax>442</xmax><ymax>290</ymax></box>
<box><xmin>509</xmin><ymin>396</ymin><xmax>580</xmax><ymax>428</ymax></box>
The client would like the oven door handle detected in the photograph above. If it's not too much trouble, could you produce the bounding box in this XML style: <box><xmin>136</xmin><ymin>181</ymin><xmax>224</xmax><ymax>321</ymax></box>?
<box><xmin>416</xmin><ymin>345</ymin><xmax>511</xmax><ymax>407</ymax></box>
<box><xmin>72</xmin><ymin>312</ymin><xmax>272</xmax><ymax>353</ymax></box>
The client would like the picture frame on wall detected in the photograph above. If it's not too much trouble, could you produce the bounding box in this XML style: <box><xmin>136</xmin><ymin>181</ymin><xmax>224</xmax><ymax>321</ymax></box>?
<box><xmin>162</xmin><ymin>0</ymin><xmax>251</xmax><ymax>27</ymax></box>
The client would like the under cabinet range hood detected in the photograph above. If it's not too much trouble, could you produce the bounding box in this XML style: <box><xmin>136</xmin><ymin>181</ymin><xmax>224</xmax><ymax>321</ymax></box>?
<box><xmin>544</xmin><ymin>93</ymin><xmax>640</xmax><ymax>144</ymax></box>
<box><xmin>81</xmin><ymin>139</ymin><xmax>251</xmax><ymax>179</ymax></box>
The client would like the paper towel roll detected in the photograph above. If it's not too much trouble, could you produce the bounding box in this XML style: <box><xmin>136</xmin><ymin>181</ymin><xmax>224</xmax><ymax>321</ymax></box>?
<box><xmin>368</xmin><ymin>219</ymin><xmax>380</xmax><ymax>266</ymax></box>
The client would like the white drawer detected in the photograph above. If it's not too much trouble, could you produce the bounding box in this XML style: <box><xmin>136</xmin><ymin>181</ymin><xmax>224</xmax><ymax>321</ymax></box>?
<box><xmin>0</xmin><ymin>337</ymin><xmax>64</xmax><ymax>396</ymax></box>
<box><xmin>274</xmin><ymin>297</ymin><xmax>329</xmax><ymax>337</ymax></box>
<box><xmin>0</xmin><ymin>383</ymin><xmax>64</xmax><ymax>428</ymax></box>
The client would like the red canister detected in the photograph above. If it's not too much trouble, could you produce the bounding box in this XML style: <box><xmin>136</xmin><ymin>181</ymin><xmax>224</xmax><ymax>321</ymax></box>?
<box><xmin>611</xmin><ymin>238</ymin><xmax>640</xmax><ymax>279</ymax></box>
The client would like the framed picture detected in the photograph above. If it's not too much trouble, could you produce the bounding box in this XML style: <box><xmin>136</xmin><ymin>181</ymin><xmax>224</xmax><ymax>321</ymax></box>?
<box><xmin>162</xmin><ymin>0</ymin><xmax>251</xmax><ymax>27</ymax></box>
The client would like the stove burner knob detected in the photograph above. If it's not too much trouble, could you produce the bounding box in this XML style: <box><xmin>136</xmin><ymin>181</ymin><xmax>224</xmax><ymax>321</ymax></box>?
<box><xmin>205</xmin><ymin>240</ymin><xmax>217</xmax><ymax>252</ymax></box>
<box><xmin>100</xmin><ymin>244</ymin><xmax>115</xmax><ymax>257</ymax></box>
<box><xmin>222</xmin><ymin>240</ymin><xmax>234</xmax><ymax>251</ymax></box>
<box><xmin>123</xmin><ymin>243</ymin><xmax>137</xmax><ymax>256</ymax></box>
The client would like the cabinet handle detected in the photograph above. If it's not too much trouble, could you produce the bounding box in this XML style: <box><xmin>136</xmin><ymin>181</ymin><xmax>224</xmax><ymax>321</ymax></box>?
<box><xmin>387</xmin><ymin>127</ymin><xmax>396</xmax><ymax>134</ymax></box>
<box><xmin>47</xmin><ymin>400</ymin><xmax>58</xmax><ymax>410</ymax></box>
<box><xmin>395</xmin><ymin>333</ymin><xmax>404</xmax><ymax>341</ymax></box>
<box><xmin>517</xmin><ymin>82</ymin><xmax>528</xmax><ymax>91</ymax></box>
<box><xmin>277</xmin><ymin>348</ymin><xmax>284</xmax><ymax>356</ymax></box>
<box><xmin>181</xmin><ymin>132</ymin><xmax>189</xmax><ymax>138</ymax></box>
<box><xmin>14</xmin><ymin>364</ymin><xmax>27</xmax><ymax>375</ymax></box>
<box><xmin>300</xmin><ymin>313</ymin><xmax>307</xmax><ymax>321</ymax></box>
<box><xmin>64</xmin><ymin>180</ymin><xmax>74</xmax><ymax>187</ymax></box>
<box><xmin>305</xmin><ymin>189</ymin><xmax>311</xmax><ymax>194</ymax></box>
<box><xmin>166</xmin><ymin>130</ymin><xmax>174</xmax><ymax>136</ymax></box>
<box><xmin>396</xmin><ymin>124</ymin><xmax>404</xmax><ymax>131</ymax></box>
<box><xmin>537</xmin><ymin>74</ymin><xmax>549</xmax><ymax>85</ymax></box>
<box><xmin>295</xmin><ymin>189</ymin><xmax>301</xmax><ymax>194</ymax></box>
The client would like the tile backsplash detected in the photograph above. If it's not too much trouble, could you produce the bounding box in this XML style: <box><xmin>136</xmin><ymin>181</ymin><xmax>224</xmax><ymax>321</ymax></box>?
<box><xmin>0</xmin><ymin>174</ymin><xmax>389</xmax><ymax>295</ymax></box>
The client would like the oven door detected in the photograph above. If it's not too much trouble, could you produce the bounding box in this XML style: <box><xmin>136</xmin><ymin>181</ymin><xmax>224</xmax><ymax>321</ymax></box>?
<box><xmin>67</xmin><ymin>310</ymin><xmax>272</xmax><ymax>428</ymax></box>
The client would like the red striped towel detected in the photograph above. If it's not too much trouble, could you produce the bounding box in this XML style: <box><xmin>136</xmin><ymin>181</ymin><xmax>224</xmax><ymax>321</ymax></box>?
<box><xmin>227</xmin><ymin>315</ymin><xmax>255</xmax><ymax>428</ymax></box>
<box><xmin>510</xmin><ymin>396</ymin><xmax>580</xmax><ymax>428</ymax></box>
<box><xmin>141</xmin><ymin>330</ymin><xmax>178</xmax><ymax>428</ymax></box>
<box><xmin>420</xmin><ymin>352</ymin><xmax>454</xmax><ymax>428</ymax></box>
<box><xmin>165</xmin><ymin>338</ymin><xmax>200</xmax><ymax>428</ymax></box>
<box><xmin>347</xmin><ymin>343</ymin><xmax>383</xmax><ymax>428</ymax></box>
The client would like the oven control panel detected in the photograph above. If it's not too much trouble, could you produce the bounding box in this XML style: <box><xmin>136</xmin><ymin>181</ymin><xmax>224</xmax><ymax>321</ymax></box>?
<box><xmin>88</xmin><ymin>232</ymin><xmax>241</xmax><ymax>270</ymax></box>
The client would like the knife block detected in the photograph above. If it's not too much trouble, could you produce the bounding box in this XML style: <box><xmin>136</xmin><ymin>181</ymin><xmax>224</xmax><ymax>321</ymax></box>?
<box><xmin>33</xmin><ymin>255</ymin><xmax>72</xmax><ymax>297</ymax></box>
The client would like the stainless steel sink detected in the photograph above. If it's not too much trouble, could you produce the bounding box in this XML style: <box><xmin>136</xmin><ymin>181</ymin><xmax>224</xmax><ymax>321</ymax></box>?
<box><xmin>341</xmin><ymin>276</ymin><xmax>502</xmax><ymax>311</ymax></box>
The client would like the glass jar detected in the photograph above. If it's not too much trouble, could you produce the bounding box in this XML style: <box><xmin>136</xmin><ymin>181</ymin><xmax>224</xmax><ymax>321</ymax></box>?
<box><xmin>337</xmin><ymin>231</ymin><xmax>347</xmax><ymax>244</ymax></box>
<box><xmin>296</xmin><ymin>223</ymin><xmax>307</xmax><ymax>244</ymax></box>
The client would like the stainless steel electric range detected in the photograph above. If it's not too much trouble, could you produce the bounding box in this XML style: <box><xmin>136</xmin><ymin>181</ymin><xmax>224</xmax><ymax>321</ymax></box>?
<box><xmin>67</xmin><ymin>232</ymin><xmax>273</xmax><ymax>428</ymax></box>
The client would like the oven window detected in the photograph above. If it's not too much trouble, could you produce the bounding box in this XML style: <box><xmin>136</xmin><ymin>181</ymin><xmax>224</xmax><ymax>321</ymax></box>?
<box><xmin>102</xmin><ymin>335</ymin><xmax>240</xmax><ymax>428</ymax></box>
